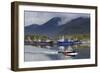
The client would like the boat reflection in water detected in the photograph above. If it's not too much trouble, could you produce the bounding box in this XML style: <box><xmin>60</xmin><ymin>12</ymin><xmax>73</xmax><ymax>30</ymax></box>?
<box><xmin>24</xmin><ymin>38</ymin><xmax>90</xmax><ymax>61</ymax></box>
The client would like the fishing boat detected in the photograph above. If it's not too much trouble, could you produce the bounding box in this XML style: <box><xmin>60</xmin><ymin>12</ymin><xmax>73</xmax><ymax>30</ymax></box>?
<box><xmin>57</xmin><ymin>36</ymin><xmax>81</xmax><ymax>46</ymax></box>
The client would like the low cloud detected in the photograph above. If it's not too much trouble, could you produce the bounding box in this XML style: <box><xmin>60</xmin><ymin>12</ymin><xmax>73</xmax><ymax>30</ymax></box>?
<box><xmin>24</xmin><ymin>11</ymin><xmax>90</xmax><ymax>26</ymax></box>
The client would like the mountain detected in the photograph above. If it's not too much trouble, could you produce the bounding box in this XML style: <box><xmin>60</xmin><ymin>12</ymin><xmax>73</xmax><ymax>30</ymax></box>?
<box><xmin>59</xmin><ymin>17</ymin><xmax>90</xmax><ymax>35</ymax></box>
<box><xmin>25</xmin><ymin>17</ymin><xmax>90</xmax><ymax>37</ymax></box>
<box><xmin>24</xmin><ymin>24</ymin><xmax>40</xmax><ymax>35</ymax></box>
<box><xmin>25</xmin><ymin>17</ymin><xmax>61</xmax><ymax>36</ymax></box>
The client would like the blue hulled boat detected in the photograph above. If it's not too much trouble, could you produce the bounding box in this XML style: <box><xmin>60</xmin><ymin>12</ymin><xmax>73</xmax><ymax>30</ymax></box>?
<box><xmin>57</xmin><ymin>36</ymin><xmax>81</xmax><ymax>46</ymax></box>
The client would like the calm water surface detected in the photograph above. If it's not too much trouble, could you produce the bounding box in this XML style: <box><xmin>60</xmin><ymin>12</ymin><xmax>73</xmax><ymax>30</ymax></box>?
<box><xmin>24</xmin><ymin>43</ymin><xmax>90</xmax><ymax>62</ymax></box>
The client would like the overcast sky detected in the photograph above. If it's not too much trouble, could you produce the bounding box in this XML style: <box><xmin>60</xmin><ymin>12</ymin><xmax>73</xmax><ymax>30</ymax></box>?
<box><xmin>24</xmin><ymin>11</ymin><xmax>90</xmax><ymax>26</ymax></box>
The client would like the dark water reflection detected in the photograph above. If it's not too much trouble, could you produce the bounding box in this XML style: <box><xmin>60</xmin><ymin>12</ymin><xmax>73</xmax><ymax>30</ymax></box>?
<box><xmin>39</xmin><ymin>44</ymin><xmax>90</xmax><ymax>59</ymax></box>
<box><xmin>24</xmin><ymin>43</ymin><xmax>90</xmax><ymax>61</ymax></box>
